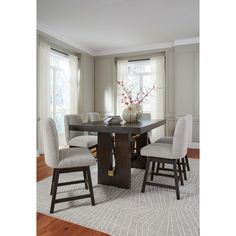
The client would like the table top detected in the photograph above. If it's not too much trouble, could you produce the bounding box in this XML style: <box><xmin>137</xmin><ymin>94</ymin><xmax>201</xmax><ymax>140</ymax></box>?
<box><xmin>69</xmin><ymin>119</ymin><xmax>166</xmax><ymax>134</ymax></box>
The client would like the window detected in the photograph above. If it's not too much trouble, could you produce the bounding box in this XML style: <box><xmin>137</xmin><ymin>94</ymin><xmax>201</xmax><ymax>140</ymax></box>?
<box><xmin>116</xmin><ymin>56</ymin><xmax>165</xmax><ymax>141</ymax></box>
<box><xmin>127</xmin><ymin>60</ymin><xmax>152</xmax><ymax>112</ymax></box>
<box><xmin>49</xmin><ymin>50</ymin><xmax>70</xmax><ymax>134</ymax></box>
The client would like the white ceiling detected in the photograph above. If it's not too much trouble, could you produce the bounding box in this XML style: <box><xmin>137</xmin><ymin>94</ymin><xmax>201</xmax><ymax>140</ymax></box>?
<box><xmin>37</xmin><ymin>0</ymin><xmax>199</xmax><ymax>56</ymax></box>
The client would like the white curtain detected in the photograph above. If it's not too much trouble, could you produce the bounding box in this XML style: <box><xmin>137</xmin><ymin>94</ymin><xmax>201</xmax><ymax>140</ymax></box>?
<box><xmin>69</xmin><ymin>54</ymin><xmax>79</xmax><ymax>114</ymax></box>
<box><xmin>116</xmin><ymin>60</ymin><xmax>128</xmax><ymax>116</ymax></box>
<box><xmin>150</xmin><ymin>55</ymin><xmax>165</xmax><ymax>142</ymax></box>
<box><xmin>37</xmin><ymin>40</ymin><xmax>50</xmax><ymax>154</ymax></box>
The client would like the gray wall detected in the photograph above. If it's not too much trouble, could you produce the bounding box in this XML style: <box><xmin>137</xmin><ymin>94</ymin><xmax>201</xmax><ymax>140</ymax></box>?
<box><xmin>80</xmin><ymin>52</ymin><xmax>95</xmax><ymax>120</ymax></box>
<box><xmin>94</xmin><ymin>44</ymin><xmax>199</xmax><ymax>141</ymax></box>
<box><xmin>94</xmin><ymin>57</ymin><xmax>116</xmax><ymax>118</ymax></box>
<box><xmin>174</xmin><ymin>44</ymin><xmax>199</xmax><ymax>141</ymax></box>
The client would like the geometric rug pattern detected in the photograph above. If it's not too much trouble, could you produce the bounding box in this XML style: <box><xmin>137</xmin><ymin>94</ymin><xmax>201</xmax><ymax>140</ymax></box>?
<box><xmin>37</xmin><ymin>159</ymin><xmax>199</xmax><ymax>236</ymax></box>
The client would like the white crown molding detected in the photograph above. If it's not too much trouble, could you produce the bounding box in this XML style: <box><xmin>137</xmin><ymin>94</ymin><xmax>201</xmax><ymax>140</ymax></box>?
<box><xmin>37</xmin><ymin>24</ymin><xmax>199</xmax><ymax>57</ymax></box>
<box><xmin>95</xmin><ymin>37</ymin><xmax>199</xmax><ymax>56</ymax></box>
<box><xmin>94</xmin><ymin>42</ymin><xmax>174</xmax><ymax>56</ymax></box>
<box><xmin>174</xmin><ymin>37</ymin><xmax>199</xmax><ymax>46</ymax></box>
<box><xmin>37</xmin><ymin>24</ymin><xmax>96</xmax><ymax>56</ymax></box>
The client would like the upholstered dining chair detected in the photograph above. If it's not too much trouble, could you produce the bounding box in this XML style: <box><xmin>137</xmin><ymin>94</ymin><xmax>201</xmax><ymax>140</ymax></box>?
<box><xmin>156</xmin><ymin>114</ymin><xmax>193</xmax><ymax>174</ymax></box>
<box><xmin>86</xmin><ymin>112</ymin><xmax>101</xmax><ymax>135</ymax></box>
<box><xmin>86</xmin><ymin>112</ymin><xmax>117</xmax><ymax>160</ymax></box>
<box><xmin>87</xmin><ymin>112</ymin><xmax>101</xmax><ymax>123</ymax></box>
<box><xmin>140</xmin><ymin>116</ymin><xmax>190</xmax><ymax>200</ymax></box>
<box><xmin>64</xmin><ymin>114</ymin><xmax>98</xmax><ymax>152</ymax></box>
<box><xmin>43</xmin><ymin>118</ymin><xmax>96</xmax><ymax>213</ymax></box>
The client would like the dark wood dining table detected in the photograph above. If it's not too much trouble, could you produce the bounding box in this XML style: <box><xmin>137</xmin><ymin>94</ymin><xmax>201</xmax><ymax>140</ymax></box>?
<box><xmin>69</xmin><ymin>119</ymin><xmax>166</xmax><ymax>189</ymax></box>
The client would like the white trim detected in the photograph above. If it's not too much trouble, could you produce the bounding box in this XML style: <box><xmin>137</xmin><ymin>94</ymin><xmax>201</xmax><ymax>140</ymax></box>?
<box><xmin>95</xmin><ymin>37</ymin><xmax>199</xmax><ymax>56</ymax></box>
<box><xmin>175</xmin><ymin>115</ymin><xmax>199</xmax><ymax>122</ymax></box>
<box><xmin>37</xmin><ymin>24</ymin><xmax>199</xmax><ymax>56</ymax></box>
<box><xmin>94</xmin><ymin>42</ymin><xmax>174</xmax><ymax>56</ymax></box>
<box><xmin>37</xmin><ymin>24</ymin><xmax>96</xmax><ymax>56</ymax></box>
<box><xmin>174</xmin><ymin>37</ymin><xmax>199</xmax><ymax>46</ymax></box>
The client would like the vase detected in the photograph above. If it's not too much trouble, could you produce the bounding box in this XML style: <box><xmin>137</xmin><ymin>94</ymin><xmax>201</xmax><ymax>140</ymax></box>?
<box><xmin>122</xmin><ymin>104</ymin><xmax>143</xmax><ymax>123</ymax></box>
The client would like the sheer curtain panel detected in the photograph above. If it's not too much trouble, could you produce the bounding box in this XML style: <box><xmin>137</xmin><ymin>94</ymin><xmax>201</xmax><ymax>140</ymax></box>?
<box><xmin>116</xmin><ymin>60</ymin><xmax>128</xmax><ymax>116</ymax></box>
<box><xmin>37</xmin><ymin>40</ymin><xmax>50</xmax><ymax>154</ymax></box>
<box><xmin>150</xmin><ymin>55</ymin><xmax>165</xmax><ymax>141</ymax></box>
<box><xmin>69</xmin><ymin>54</ymin><xmax>79</xmax><ymax>114</ymax></box>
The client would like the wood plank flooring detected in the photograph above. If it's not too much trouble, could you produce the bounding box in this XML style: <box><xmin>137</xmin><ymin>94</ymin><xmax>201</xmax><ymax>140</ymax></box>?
<box><xmin>37</xmin><ymin>213</ymin><xmax>109</xmax><ymax>236</ymax></box>
<box><xmin>37</xmin><ymin>148</ymin><xmax>199</xmax><ymax>236</ymax></box>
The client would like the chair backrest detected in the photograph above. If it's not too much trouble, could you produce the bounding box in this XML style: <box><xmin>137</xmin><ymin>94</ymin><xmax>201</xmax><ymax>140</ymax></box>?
<box><xmin>140</xmin><ymin>113</ymin><xmax>151</xmax><ymax>121</ymax></box>
<box><xmin>64</xmin><ymin>114</ymin><xmax>84</xmax><ymax>143</ymax></box>
<box><xmin>172</xmin><ymin>116</ymin><xmax>190</xmax><ymax>159</ymax></box>
<box><xmin>87</xmin><ymin>112</ymin><xmax>101</xmax><ymax>122</ymax></box>
<box><xmin>186</xmin><ymin>114</ymin><xmax>193</xmax><ymax>147</ymax></box>
<box><xmin>43</xmin><ymin>118</ymin><xmax>59</xmax><ymax>168</ymax></box>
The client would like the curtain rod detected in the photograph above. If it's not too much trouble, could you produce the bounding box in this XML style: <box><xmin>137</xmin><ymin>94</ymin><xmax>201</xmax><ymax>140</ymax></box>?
<box><xmin>51</xmin><ymin>48</ymin><xmax>69</xmax><ymax>56</ymax></box>
<box><xmin>128</xmin><ymin>58</ymin><xmax>150</xmax><ymax>62</ymax></box>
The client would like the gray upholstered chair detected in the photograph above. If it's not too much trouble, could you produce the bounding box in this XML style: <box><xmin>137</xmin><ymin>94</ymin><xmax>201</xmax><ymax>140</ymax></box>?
<box><xmin>64</xmin><ymin>114</ymin><xmax>98</xmax><ymax>151</ymax></box>
<box><xmin>156</xmin><ymin>114</ymin><xmax>193</xmax><ymax>173</ymax></box>
<box><xmin>43</xmin><ymin>118</ymin><xmax>96</xmax><ymax>213</ymax></box>
<box><xmin>140</xmin><ymin>116</ymin><xmax>190</xmax><ymax>200</ymax></box>
<box><xmin>87</xmin><ymin>112</ymin><xmax>101</xmax><ymax>123</ymax></box>
<box><xmin>86</xmin><ymin>112</ymin><xmax>101</xmax><ymax>135</ymax></box>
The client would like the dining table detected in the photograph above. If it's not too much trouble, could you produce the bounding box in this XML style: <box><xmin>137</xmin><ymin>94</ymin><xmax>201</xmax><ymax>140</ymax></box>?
<box><xmin>69</xmin><ymin>119</ymin><xmax>166</xmax><ymax>189</ymax></box>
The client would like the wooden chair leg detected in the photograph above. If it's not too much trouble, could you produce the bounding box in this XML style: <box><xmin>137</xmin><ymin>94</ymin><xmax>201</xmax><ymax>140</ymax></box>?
<box><xmin>156</xmin><ymin>162</ymin><xmax>160</xmax><ymax>174</ymax></box>
<box><xmin>86</xmin><ymin>167</ymin><xmax>95</xmax><ymax>206</ymax></box>
<box><xmin>181</xmin><ymin>157</ymin><xmax>187</xmax><ymax>180</ymax></box>
<box><xmin>50</xmin><ymin>169</ymin><xmax>59</xmax><ymax>213</ymax></box>
<box><xmin>151</xmin><ymin>162</ymin><xmax>155</xmax><ymax>180</ymax></box>
<box><xmin>173</xmin><ymin>161</ymin><xmax>180</xmax><ymax>200</ymax></box>
<box><xmin>141</xmin><ymin>157</ymin><xmax>151</xmax><ymax>193</ymax></box>
<box><xmin>185</xmin><ymin>154</ymin><xmax>190</xmax><ymax>171</ymax></box>
<box><xmin>50</xmin><ymin>169</ymin><xmax>56</xmax><ymax>195</ymax></box>
<box><xmin>162</xmin><ymin>163</ymin><xmax>165</xmax><ymax>168</ymax></box>
<box><xmin>177</xmin><ymin>159</ymin><xmax>184</xmax><ymax>186</ymax></box>
<box><xmin>83</xmin><ymin>170</ymin><xmax>88</xmax><ymax>189</ymax></box>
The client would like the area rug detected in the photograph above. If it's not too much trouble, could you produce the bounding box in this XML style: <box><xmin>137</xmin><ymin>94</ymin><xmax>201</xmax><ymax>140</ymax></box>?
<box><xmin>37</xmin><ymin>159</ymin><xmax>199</xmax><ymax>236</ymax></box>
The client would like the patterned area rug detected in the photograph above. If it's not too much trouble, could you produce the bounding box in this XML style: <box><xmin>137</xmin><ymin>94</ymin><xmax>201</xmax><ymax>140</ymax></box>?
<box><xmin>37</xmin><ymin>159</ymin><xmax>199</xmax><ymax>236</ymax></box>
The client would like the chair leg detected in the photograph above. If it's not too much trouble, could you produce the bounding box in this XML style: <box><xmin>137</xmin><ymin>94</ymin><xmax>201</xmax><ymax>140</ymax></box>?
<box><xmin>177</xmin><ymin>159</ymin><xmax>184</xmax><ymax>186</ymax></box>
<box><xmin>181</xmin><ymin>157</ymin><xmax>187</xmax><ymax>180</ymax></box>
<box><xmin>50</xmin><ymin>169</ymin><xmax>59</xmax><ymax>213</ymax></box>
<box><xmin>173</xmin><ymin>161</ymin><xmax>180</xmax><ymax>200</ymax></box>
<box><xmin>86</xmin><ymin>167</ymin><xmax>95</xmax><ymax>206</ymax></box>
<box><xmin>83</xmin><ymin>170</ymin><xmax>88</xmax><ymax>189</ymax></box>
<box><xmin>151</xmin><ymin>162</ymin><xmax>155</xmax><ymax>180</ymax></box>
<box><xmin>50</xmin><ymin>169</ymin><xmax>56</xmax><ymax>195</ymax></box>
<box><xmin>185</xmin><ymin>154</ymin><xmax>190</xmax><ymax>171</ymax></box>
<box><xmin>141</xmin><ymin>157</ymin><xmax>151</xmax><ymax>193</ymax></box>
<box><xmin>162</xmin><ymin>163</ymin><xmax>165</xmax><ymax>168</ymax></box>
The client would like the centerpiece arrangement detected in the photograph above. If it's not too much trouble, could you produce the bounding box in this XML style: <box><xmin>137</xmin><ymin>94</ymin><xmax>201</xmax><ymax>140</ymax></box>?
<box><xmin>117</xmin><ymin>80</ymin><xmax>156</xmax><ymax>123</ymax></box>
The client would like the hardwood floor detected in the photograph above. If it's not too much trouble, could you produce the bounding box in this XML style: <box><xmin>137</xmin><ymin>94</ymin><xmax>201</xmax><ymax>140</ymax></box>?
<box><xmin>187</xmin><ymin>148</ymin><xmax>199</xmax><ymax>159</ymax></box>
<box><xmin>37</xmin><ymin>213</ymin><xmax>109</xmax><ymax>236</ymax></box>
<box><xmin>37</xmin><ymin>148</ymin><xmax>199</xmax><ymax>236</ymax></box>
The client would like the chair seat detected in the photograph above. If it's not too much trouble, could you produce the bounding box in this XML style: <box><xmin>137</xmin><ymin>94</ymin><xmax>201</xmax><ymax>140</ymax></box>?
<box><xmin>156</xmin><ymin>136</ymin><xmax>173</xmax><ymax>144</ymax></box>
<box><xmin>58</xmin><ymin>148</ymin><xmax>96</xmax><ymax>168</ymax></box>
<box><xmin>141</xmin><ymin>143</ymin><xmax>175</xmax><ymax>159</ymax></box>
<box><xmin>68</xmin><ymin>135</ymin><xmax>97</xmax><ymax>148</ymax></box>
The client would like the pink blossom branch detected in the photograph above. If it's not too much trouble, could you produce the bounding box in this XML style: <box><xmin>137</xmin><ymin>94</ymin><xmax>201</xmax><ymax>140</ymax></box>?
<box><xmin>117</xmin><ymin>80</ymin><xmax>132</xmax><ymax>106</ymax></box>
<box><xmin>138</xmin><ymin>85</ymin><xmax>156</xmax><ymax>104</ymax></box>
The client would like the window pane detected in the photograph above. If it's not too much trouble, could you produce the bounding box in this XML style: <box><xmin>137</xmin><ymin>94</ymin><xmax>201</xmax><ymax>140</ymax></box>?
<box><xmin>126</xmin><ymin>60</ymin><xmax>153</xmax><ymax>112</ymax></box>
<box><xmin>49</xmin><ymin>51</ymin><xmax>70</xmax><ymax>134</ymax></box>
